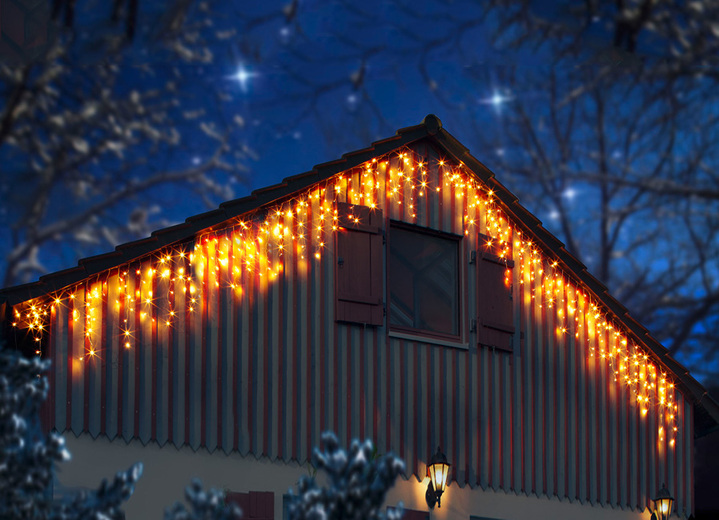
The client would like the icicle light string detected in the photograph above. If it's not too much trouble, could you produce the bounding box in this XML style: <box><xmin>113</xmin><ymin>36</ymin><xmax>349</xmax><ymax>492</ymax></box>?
<box><xmin>12</xmin><ymin>146</ymin><xmax>678</xmax><ymax>449</ymax></box>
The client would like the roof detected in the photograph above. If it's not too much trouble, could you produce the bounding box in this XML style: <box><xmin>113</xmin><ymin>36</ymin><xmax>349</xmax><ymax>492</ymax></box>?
<box><xmin>2</xmin><ymin>114</ymin><xmax>718</xmax><ymax>437</ymax></box>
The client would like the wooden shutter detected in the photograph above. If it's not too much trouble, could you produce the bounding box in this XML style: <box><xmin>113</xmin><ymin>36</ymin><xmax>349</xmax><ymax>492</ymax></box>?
<box><xmin>476</xmin><ymin>233</ymin><xmax>514</xmax><ymax>351</ymax></box>
<box><xmin>226</xmin><ymin>491</ymin><xmax>274</xmax><ymax>520</ymax></box>
<box><xmin>335</xmin><ymin>202</ymin><xmax>383</xmax><ymax>326</ymax></box>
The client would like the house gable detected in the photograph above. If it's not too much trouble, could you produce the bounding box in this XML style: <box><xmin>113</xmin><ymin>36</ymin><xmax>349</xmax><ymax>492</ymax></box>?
<box><xmin>2</xmin><ymin>115</ymin><xmax>717</xmax><ymax>518</ymax></box>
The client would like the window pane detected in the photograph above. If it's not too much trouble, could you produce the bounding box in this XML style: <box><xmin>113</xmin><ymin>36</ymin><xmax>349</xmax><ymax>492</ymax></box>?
<box><xmin>389</xmin><ymin>226</ymin><xmax>459</xmax><ymax>336</ymax></box>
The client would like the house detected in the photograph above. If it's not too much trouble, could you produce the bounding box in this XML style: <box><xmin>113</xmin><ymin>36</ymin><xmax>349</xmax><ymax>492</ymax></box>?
<box><xmin>2</xmin><ymin>115</ymin><xmax>718</xmax><ymax>520</ymax></box>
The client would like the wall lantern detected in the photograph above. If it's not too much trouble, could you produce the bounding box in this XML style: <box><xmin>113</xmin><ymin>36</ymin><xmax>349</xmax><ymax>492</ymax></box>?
<box><xmin>425</xmin><ymin>446</ymin><xmax>451</xmax><ymax>509</ymax></box>
<box><xmin>650</xmin><ymin>483</ymin><xmax>674</xmax><ymax>520</ymax></box>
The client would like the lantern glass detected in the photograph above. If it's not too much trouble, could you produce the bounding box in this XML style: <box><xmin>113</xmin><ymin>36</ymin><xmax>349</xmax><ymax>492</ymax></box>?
<box><xmin>427</xmin><ymin>446</ymin><xmax>450</xmax><ymax>494</ymax></box>
<box><xmin>658</xmin><ymin>497</ymin><xmax>673</xmax><ymax>517</ymax></box>
<box><xmin>426</xmin><ymin>447</ymin><xmax>451</xmax><ymax>509</ymax></box>
<box><xmin>429</xmin><ymin>461</ymin><xmax>449</xmax><ymax>493</ymax></box>
<box><xmin>659</xmin><ymin>498</ymin><xmax>671</xmax><ymax>515</ymax></box>
<box><xmin>437</xmin><ymin>462</ymin><xmax>449</xmax><ymax>492</ymax></box>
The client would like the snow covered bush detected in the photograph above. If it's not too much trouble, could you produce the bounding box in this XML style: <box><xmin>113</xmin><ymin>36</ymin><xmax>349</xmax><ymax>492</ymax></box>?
<box><xmin>163</xmin><ymin>479</ymin><xmax>243</xmax><ymax>520</ymax></box>
<box><xmin>288</xmin><ymin>432</ymin><xmax>406</xmax><ymax>520</ymax></box>
<box><xmin>0</xmin><ymin>348</ymin><xmax>141</xmax><ymax>519</ymax></box>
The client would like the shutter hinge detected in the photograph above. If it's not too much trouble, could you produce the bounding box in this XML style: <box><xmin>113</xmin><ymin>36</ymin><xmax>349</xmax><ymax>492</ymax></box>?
<box><xmin>382</xmin><ymin>232</ymin><xmax>386</xmax><ymax>245</ymax></box>
<box><xmin>469</xmin><ymin>250</ymin><xmax>476</xmax><ymax>264</ymax></box>
<box><xmin>470</xmin><ymin>318</ymin><xmax>477</xmax><ymax>333</ymax></box>
<box><xmin>383</xmin><ymin>304</ymin><xmax>387</xmax><ymax>317</ymax></box>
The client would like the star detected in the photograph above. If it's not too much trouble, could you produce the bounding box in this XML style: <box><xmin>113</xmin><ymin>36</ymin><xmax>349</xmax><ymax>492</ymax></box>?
<box><xmin>563</xmin><ymin>187</ymin><xmax>578</xmax><ymax>201</ymax></box>
<box><xmin>479</xmin><ymin>90</ymin><xmax>513</xmax><ymax>111</ymax></box>
<box><xmin>230</xmin><ymin>64</ymin><xmax>256</xmax><ymax>93</ymax></box>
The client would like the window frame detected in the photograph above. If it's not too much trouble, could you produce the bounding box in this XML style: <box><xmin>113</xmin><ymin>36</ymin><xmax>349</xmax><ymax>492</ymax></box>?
<box><xmin>387</xmin><ymin>220</ymin><xmax>465</xmax><ymax>343</ymax></box>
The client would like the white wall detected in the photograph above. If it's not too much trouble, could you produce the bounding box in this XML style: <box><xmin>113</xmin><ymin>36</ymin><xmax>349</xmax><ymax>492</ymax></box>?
<box><xmin>59</xmin><ymin>434</ymin><xmax>656</xmax><ymax>520</ymax></box>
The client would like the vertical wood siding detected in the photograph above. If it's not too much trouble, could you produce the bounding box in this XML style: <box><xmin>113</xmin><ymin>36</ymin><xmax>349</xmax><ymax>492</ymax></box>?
<box><xmin>33</xmin><ymin>140</ymin><xmax>693</xmax><ymax>516</ymax></box>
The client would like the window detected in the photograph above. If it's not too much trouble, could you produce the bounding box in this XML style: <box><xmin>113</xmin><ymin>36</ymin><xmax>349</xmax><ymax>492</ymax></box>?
<box><xmin>334</xmin><ymin>205</ymin><xmax>513</xmax><ymax>350</ymax></box>
<box><xmin>389</xmin><ymin>224</ymin><xmax>460</xmax><ymax>337</ymax></box>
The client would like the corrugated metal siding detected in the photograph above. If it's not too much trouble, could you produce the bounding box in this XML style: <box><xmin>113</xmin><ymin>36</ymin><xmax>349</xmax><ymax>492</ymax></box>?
<box><xmin>30</xmin><ymin>140</ymin><xmax>692</xmax><ymax>516</ymax></box>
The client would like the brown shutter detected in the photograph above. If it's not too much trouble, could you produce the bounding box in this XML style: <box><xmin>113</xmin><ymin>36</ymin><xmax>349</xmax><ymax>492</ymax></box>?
<box><xmin>476</xmin><ymin>233</ymin><xmax>514</xmax><ymax>352</ymax></box>
<box><xmin>335</xmin><ymin>202</ymin><xmax>383</xmax><ymax>326</ymax></box>
<box><xmin>226</xmin><ymin>491</ymin><xmax>274</xmax><ymax>520</ymax></box>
